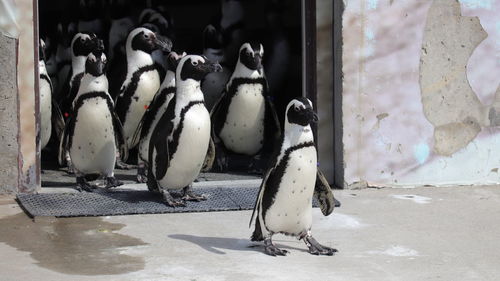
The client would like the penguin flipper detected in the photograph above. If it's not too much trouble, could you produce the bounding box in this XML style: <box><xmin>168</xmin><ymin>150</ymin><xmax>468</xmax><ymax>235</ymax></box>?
<box><xmin>58</xmin><ymin>115</ymin><xmax>74</xmax><ymax>166</ymax></box>
<box><xmin>148</xmin><ymin>99</ymin><xmax>176</xmax><ymax>180</ymax></box>
<box><xmin>314</xmin><ymin>169</ymin><xmax>336</xmax><ymax>216</ymax></box>
<box><xmin>263</xmin><ymin>95</ymin><xmax>282</xmax><ymax>154</ymax></box>
<box><xmin>201</xmin><ymin>136</ymin><xmax>216</xmax><ymax>172</ymax></box>
<box><xmin>210</xmin><ymin>88</ymin><xmax>230</xmax><ymax>141</ymax></box>
<box><xmin>249</xmin><ymin>166</ymin><xmax>274</xmax><ymax>228</ymax></box>
<box><xmin>51</xmin><ymin>99</ymin><xmax>66</xmax><ymax>140</ymax></box>
<box><xmin>103</xmin><ymin>94</ymin><xmax>129</xmax><ymax>162</ymax></box>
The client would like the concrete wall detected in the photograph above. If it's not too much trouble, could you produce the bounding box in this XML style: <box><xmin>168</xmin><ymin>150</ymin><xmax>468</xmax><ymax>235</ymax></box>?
<box><xmin>0</xmin><ymin>0</ymin><xmax>39</xmax><ymax>194</ymax></box>
<box><xmin>0</xmin><ymin>34</ymin><xmax>19</xmax><ymax>194</ymax></box>
<box><xmin>342</xmin><ymin>0</ymin><xmax>500</xmax><ymax>187</ymax></box>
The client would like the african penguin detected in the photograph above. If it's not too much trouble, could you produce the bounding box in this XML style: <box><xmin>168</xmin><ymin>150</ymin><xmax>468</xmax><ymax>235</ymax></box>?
<box><xmin>147</xmin><ymin>55</ymin><xmax>221</xmax><ymax>207</ymax></box>
<box><xmin>54</xmin><ymin>22</ymin><xmax>76</xmax><ymax>101</ymax></box>
<box><xmin>115</xmin><ymin>27</ymin><xmax>172</xmax><ymax>154</ymax></box>
<box><xmin>211</xmin><ymin>42</ymin><xmax>280</xmax><ymax>172</ymax></box>
<box><xmin>39</xmin><ymin>39</ymin><xmax>53</xmax><ymax>150</ymax></box>
<box><xmin>59</xmin><ymin>51</ymin><xmax>127</xmax><ymax>192</ymax></box>
<box><xmin>201</xmin><ymin>24</ymin><xmax>231</xmax><ymax>111</ymax></box>
<box><xmin>249</xmin><ymin>97</ymin><xmax>337</xmax><ymax>256</ymax></box>
<box><xmin>136</xmin><ymin>51</ymin><xmax>186</xmax><ymax>183</ymax></box>
<box><xmin>61</xmin><ymin>32</ymin><xmax>103</xmax><ymax>119</ymax></box>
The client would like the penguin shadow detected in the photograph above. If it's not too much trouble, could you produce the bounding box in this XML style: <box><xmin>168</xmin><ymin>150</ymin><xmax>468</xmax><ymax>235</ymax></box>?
<box><xmin>168</xmin><ymin>234</ymin><xmax>307</xmax><ymax>255</ymax></box>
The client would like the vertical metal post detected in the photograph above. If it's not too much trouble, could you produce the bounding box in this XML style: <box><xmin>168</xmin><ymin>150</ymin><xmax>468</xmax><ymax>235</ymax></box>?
<box><xmin>333</xmin><ymin>0</ymin><xmax>344</xmax><ymax>188</ymax></box>
<box><xmin>302</xmin><ymin>0</ymin><xmax>317</xmax><ymax>139</ymax></box>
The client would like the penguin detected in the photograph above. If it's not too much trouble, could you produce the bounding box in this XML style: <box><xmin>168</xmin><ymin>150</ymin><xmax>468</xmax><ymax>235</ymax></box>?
<box><xmin>249</xmin><ymin>97</ymin><xmax>337</xmax><ymax>256</ymax></box>
<box><xmin>136</xmin><ymin>51</ymin><xmax>186</xmax><ymax>183</ymax></box>
<box><xmin>54</xmin><ymin>22</ymin><xmax>76</xmax><ymax>101</ymax></box>
<box><xmin>39</xmin><ymin>39</ymin><xmax>53</xmax><ymax>150</ymax></box>
<box><xmin>59</xmin><ymin>51</ymin><xmax>128</xmax><ymax>192</ymax></box>
<box><xmin>114</xmin><ymin>27</ymin><xmax>172</xmax><ymax>160</ymax></box>
<box><xmin>147</xmin><ymin>55</ymin><xmax>221</xmax><ymax>207</ymax></box>
<box><xmin>211</xmin><ymin>42</ymin><xmax>280</xmax><ymax>172</ymax></box>
<box><xmin>60</xmin><ymin>32</ymin><xmax>103</xmax><ymax>119</ymax></box>
<box><xmin>201</xmin><ymin>24</ymin><xmax>231</xmax><ymax>111</ymax></box>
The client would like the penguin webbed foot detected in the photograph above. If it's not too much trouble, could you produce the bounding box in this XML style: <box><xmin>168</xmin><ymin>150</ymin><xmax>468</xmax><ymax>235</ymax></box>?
<box><xmin>115</xmin><ymin>159</ymin><xmax>137</xmax><ymax>170</ymax></box>
<box><xmin>105</xmin><ymin>176</ymin><xmax>123</xmax><ymax>189</ymax></box>
<box><xmin>136</xmin><ymin>166</ymin><xmax>148</xmax><ymax>183</ymax></box>
<box><xmin>162</xmin><ymin>190</ymin><xmax>186</xmax><ymax>207</ymax></box>
<box><xmin>76</xmin><ymin>176</ymin><xmax>97</xmax><ymax>192</ymax></box>
<box><xmin>181</xmin><ymin>186</ymin><xmax>207</xmax><ymax>202</ymax></box>
<box><xmin>303</xmin><ymin>235</ymin><xmax>337</xmax><ymax>256</ymax></box>
<box><xmin>264</xmin><ymin>237</ymin><xmax>288</xmax><ymax>256</ymax></box>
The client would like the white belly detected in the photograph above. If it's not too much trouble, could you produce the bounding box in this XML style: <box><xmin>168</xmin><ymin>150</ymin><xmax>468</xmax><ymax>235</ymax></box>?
<box><xmin>219</xmin><ymin>83</ymin><xmax>265</xmax><ymax>155</ymax></box>
<box><xmin>123</xmin><ymin>70</ymin><xmax>160</xmax><ymax>148</ymax></box>
<box><xmin>70</xmin><ymin>99</ymin><xmax>116</xmax><ymax>175</ymax></box>
<box><xmin>39</xmin><ymin>79</ymin><xmax>52</xmax><ymax>149</ymax></box>
<box><xmin>158</xmin><ymin>105</ymin><xmax>211</xmax><ymax>189</ymax></box>
<box><xmin>138</xmin><ymin>93</ymin><xmax>174</xmax><ymax>162</ymax></box>
<box><xmin>264</xmin><ymin>147</ymin><xmax>317</xmax><ymax>235</ymax></box>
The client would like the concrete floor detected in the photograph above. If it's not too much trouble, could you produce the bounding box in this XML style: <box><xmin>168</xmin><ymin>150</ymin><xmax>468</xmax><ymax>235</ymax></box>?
<box><xmin>1</xmin><ymin>185</ymin><xmax>500</xmax><ymax>280</ymax></box>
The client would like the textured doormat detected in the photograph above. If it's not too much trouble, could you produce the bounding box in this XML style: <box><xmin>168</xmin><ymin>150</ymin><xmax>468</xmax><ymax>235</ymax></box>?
<box><xmin>17</xmin><ymin>186</ymin><xmax>264</xmax><ymax>218</ymax></box>
<box><xmin>17</xmin><ymin>185</ymin><xmax>340</xmax><ymax>218</ymax></box>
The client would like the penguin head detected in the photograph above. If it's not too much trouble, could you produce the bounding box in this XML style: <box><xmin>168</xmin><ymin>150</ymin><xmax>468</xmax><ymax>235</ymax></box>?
<box><xmin>128</xmin><ymin>27</ymin><xmax>172</xmax><ymax>55</ymax></box>
<box><xmin>167</xmin><ymin>51</ymin><xmax>187</xmax><ymax>72</ymax></box>
<box><xmin>39</xmin><ymin>39</ymin><xmax>46</xmax><ymax>62</ymax></box>
<box><xmin>286</xmin><ymin>97</ymin><xmax>318</xmax><ymax>127</ymax></box>
<box><xmin>71</xmin><ymin>32</ymin><xmax>104</xmax><ymax>58</ymax></box>
<box><xmin>85</xmin><ymin>51</ymin><xmax>107</xmax><ymax>77</ymax></box>
<box><xmin>203</xmin><ymin>24</ymin><xmax>224</xmax><ymax>50</ymax></box>
<box><xmin>238</xmin><ymin>43</ymin><xmax>264</xmax><ymax>72</ymax></box>
<box><xmin>177</xmin><ymin>55</ymin><xmax>223</xmax><ymax>82</ymax></box>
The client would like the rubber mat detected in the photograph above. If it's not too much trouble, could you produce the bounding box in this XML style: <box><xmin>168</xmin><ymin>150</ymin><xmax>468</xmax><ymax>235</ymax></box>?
<box><xmin>17</xmin><ymin>185</ymin><xmax>339</xmax><ymax>218</ymax></box>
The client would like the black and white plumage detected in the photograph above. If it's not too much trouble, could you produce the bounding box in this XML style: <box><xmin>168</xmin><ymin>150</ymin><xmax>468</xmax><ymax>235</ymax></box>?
<box><xmin>201</xmin><ymin>24</ymin><xmax>231</xmax><ymax>111</ymax></box>
<box><xmin>250</xmin><ymin>97</ymin><xmax>337</xmax><ymax>256</ymax></box>
<box><xmin>211</xmin><ymin>42</ymin><xmax>280</xmax><ymax>171</ymax></box>
<box><xmin>39</xmin><ymin>39</ymin><xmax>53</xmax><ymax>150</ymax></box>
<box><xmin>60</xmin><ymin>32</ymin><xmax>103</xmax><ymax>119</ymax></box>
<box><xmin>147</xmin><ymin>55</ymin><xmax>222</xmax><ymax>207</ymax></box>
<box><xmin>136</xmin><ymin>51</ymin><xmax>186</xmax><ymax>183</ymax></box>
<box><xmin>115</xmin><ymin>27</ymin><xmax>172</xmax><ymax>152</ymax></box>
<box><xmin>59</xmin><ymin>51</ymin><xmax>127</xmax><ymax>192</ymax></box>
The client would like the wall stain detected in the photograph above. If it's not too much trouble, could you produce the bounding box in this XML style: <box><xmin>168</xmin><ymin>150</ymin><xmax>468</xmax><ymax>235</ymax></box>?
<box><xmin>0</xmin><ymin>213</ymin><xmax>147</xmax><ymax>275</ymax></box>
<box><xmin>420</xmin><ymin>0</ymin><xmax>489</xmax><ymax>156</ymax></box>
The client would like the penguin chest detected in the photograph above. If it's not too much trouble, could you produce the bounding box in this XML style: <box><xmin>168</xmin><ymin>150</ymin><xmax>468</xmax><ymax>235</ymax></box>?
<box><xmin>160</xmin><ymin>105</ymin><xmax>211</xmax><ymax>189</ymax></box>
<box><xmin>264</xmin><ymin>147</ymin><xmax>317</xmax><ymax>235</ymax></box>
<box><xmin>70</xmin><ymin>99</ymin><xmax>116</xmax><ymax>175</ymax></box>
<box><xmin>39</xmin><ymin>78</ymin><xmax>52</xmax><ymax>149</ymax></box>
<box><xmin>219</xmin><ymin>83</ymin><xmax>265</xmax><ymax>155</ymax></box>
<box><xmin>123</xmin><ymin>70</ymin><xmax>160</xmax><ymax>147</ymax></box>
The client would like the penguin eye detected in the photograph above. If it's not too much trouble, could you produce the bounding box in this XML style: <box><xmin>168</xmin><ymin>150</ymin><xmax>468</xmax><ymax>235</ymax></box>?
<box><xmin>144</xmin><ymin>33</ymin><xmax>150</xmax><ymax>39</ymax></box>
<box><xmin>293</xmin><ymin>106</ymin><xmax>299</xmax><ymax>112</ymax></box>
<box><xmin>192</xmin><ymin>61</ymin><xmax>198</xmax><ymax>66</ymax></box>
<box><xmin>80</xmin><ymin>38</ymin><xmax>85</xmax><ymax>43</ymax></box>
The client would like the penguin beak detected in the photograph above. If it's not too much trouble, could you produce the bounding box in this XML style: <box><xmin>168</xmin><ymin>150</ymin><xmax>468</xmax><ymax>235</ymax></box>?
<box><xmin>305</xmin><ymin>108</ymin><xmax>318</xmax><ymax>124</ymax></box>
<box><xmin>153</xmin><ymin>33</ymin><xmax>173</xmax><ymax>52</ymax></box>
<box><xmin>254</xmin><ymin>54</ymin><xmax>262</xmax><ymax>70</ymax></box>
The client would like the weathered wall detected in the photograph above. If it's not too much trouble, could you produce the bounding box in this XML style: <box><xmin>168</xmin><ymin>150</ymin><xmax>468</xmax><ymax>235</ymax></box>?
<box><xmin>342</xmin><ymin>0</ymin><xmax>500</xmax><ymax>187</ymax></box>
<box><xmin>0</xmin><ymin>34</ymin><xmax>19</xmax><ymax>194</ymax></box>
<box><xmin>317</xmin><ymin>0</ymin><xmax>334</xmax><ymax>184</ymax></box>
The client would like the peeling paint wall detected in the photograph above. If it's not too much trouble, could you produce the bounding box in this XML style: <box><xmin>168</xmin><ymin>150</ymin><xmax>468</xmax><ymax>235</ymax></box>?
<box><xmin>343</xmin><ymin>0</ymin><xmax>500</xmax><ymax>187</ymax></box>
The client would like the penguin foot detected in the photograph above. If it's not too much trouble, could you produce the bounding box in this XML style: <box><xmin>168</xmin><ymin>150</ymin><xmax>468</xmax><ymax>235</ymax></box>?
<box><xmin>303</xmin><ymin>235</ymin><xmax>337</xmax><ymax>256</ymax></box>
<box><xmin>115</xmin><ymin>160</ymin><xmax>137</xmax><ymax>170</ymax></box>
<box><xmin>181</xmin><ymin>186</ymin><xmax>207</xmax><ymax>202</ymax></box>
<box><xmin>66</xmin><ymin>165</ymin><xmax>75</xmax><ymax>175</ymax></box>
<box><xmin>163</xmin><ymin>191</ymin><xmax>186</xmax><ymax>207</ymax></box>
<box><xmin>76</xmin><ymin>177</ymin><xmax>97</xmax><ymax>192</ymax></box>
<box><xmin>264</xmin><ymin>238</ymin><xmax>288</xmax><ymax>256</ymax></box>
<box><xmin>136</xmin><ymin>167</ymin><xmax>148</xmax><ymax>183</ymax></box>
<box><xmin>105</xmin><ymin>177</ymin><xmax>123</xmax><ymax>189</ymax></box>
